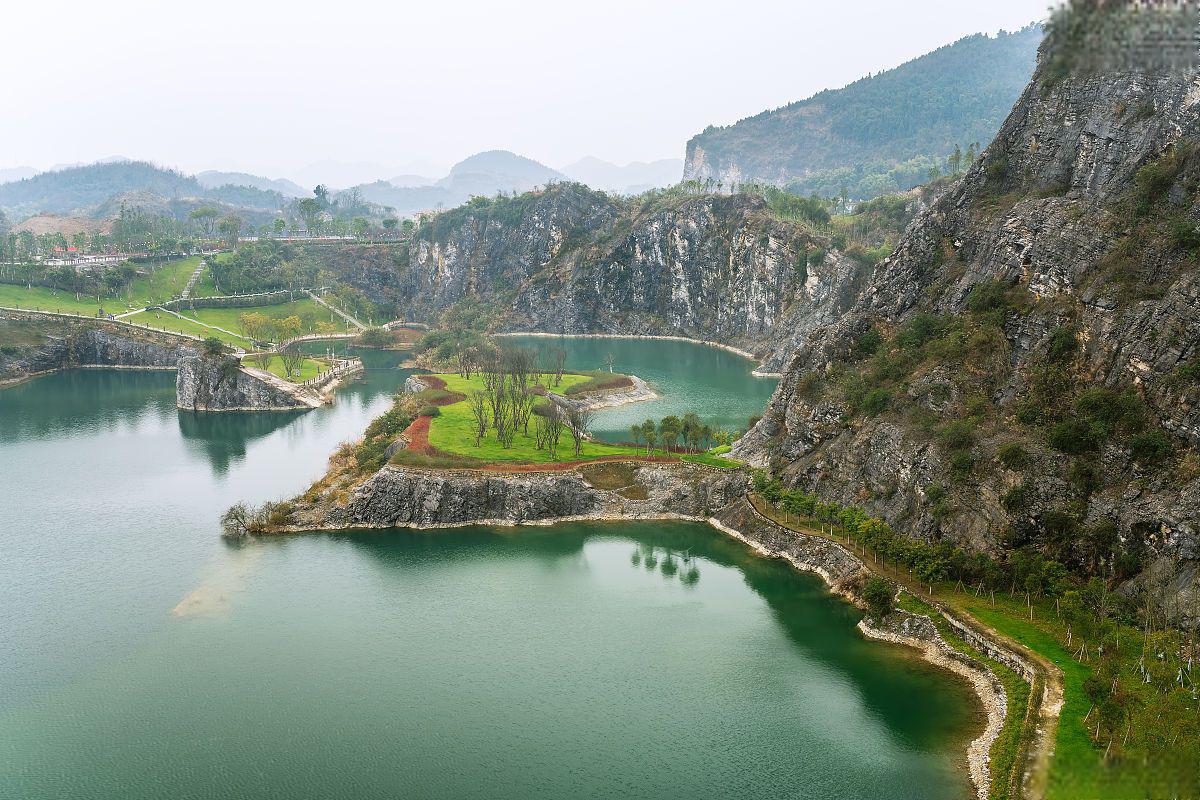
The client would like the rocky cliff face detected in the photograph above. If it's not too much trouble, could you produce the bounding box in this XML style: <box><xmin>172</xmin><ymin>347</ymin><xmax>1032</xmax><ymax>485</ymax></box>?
<box><xmin>0</xmin><ymin>316</ymin><xmax>199</xmax><ymax>383</ymax></box>
<box><xmin>344</xmin><ymin>186</ymin><xmax>862</xmax><ymax>371</ymax></box>
<box><xmin>176</xmin><ymin>355</ymin><xmax>319</xmax><ymax>412</ymax></box>
<box><xmin>289</xmin><ymin>462</ymin><xmax>746</xmax><ymax>529</ymax></box>
<box><xmin>734</xmin><ymin>36</ymin><xmax>1200</xmax><ymax>572</ymax></box>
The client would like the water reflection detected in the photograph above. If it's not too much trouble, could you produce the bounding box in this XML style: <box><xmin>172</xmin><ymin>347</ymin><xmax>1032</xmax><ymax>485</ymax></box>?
<box><xmin>176</xmin><ymin>409</ymin><xmax>302</xmax><ymax>475</ymax></box>
<box><xmin>631</xmin><ymin>542</ymin><xmax>701</xmax><ymax>586</ymax></box>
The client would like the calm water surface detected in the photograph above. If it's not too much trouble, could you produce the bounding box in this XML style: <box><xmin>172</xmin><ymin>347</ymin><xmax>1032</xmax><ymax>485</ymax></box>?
<box><xmin>0</xmin><ymin>341</ymin><xmax>977</xmax><ymax>799</ymax></box>
<box><xmin>501</xmin><ymin>335</ymin><xmax>779</xmax><ymax>442</ymax></box>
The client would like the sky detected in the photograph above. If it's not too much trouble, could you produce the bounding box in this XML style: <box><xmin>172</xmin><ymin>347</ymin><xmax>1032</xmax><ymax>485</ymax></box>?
<box><xmin>2</xmin><ymin>0</ymin><xmax>1052</xmax><ymax>185</ymax></box>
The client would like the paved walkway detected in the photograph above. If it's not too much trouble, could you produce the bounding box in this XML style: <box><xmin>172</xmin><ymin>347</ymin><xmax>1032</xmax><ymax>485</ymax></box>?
<box><xmin>308</xmin><ymin>291</ymin><xmax>366</xmax><ymax>330</ymax></box>
<box><xmin>180</xmin><ymin>260</ymin><xmax>206</xmax><ymax>300</ymax></box>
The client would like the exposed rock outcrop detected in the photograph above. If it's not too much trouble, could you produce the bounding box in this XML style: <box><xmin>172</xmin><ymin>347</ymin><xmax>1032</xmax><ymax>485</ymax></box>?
<box><xmin>176</xmin><ymin>355</ymin><xmax>322</xmax><ymax>412</ymax></box>
<box><xmin>332</xmin><ymin>187</ymin><xmax>863</xmax><ymax>372</ymax></box>
<box><xmin>733</xmin><ymin>30</ymin><xmax>1200</xmax><ymax>581</ymax></box>
<box><xmin>0</xmin><ymin>315</ymin><xmax>199</xmax><ymax>385</ymax></box>
<box><xmin>289</xmin><ymin>461</ymin><xmax>745</xmax><ymax>529</ymax></box>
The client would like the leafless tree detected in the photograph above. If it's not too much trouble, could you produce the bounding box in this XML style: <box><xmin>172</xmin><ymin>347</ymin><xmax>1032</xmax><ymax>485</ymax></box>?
<box><xmin>551</xmin><ymin>346</ymin><xmax>566</xmax><ymax>387</ymax></box>
<box><xmin>280</xmin><ymin>344</ymin><xmax>305</xmax><ymax>380</ymax></box>
<box><xmin>565</xmin><ymin>403</ymin><xmax>594</xmax><ymax>457</ymax></box>
<box><xmin>545</xmin><ymin>404</ymin><xmax>564</xmax><ymax>458</ymax></box>
<box><xmin>468</xmin><ymin>390</ymin><xmax>489</xmax><ymax>445</ymax></box>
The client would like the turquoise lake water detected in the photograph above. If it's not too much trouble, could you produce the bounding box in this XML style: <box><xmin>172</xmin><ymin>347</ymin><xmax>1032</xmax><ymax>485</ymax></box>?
<box><xmin>0</xmin><ymin>341</ymin><xmax>977</xmax><ymax>799</ymax></box>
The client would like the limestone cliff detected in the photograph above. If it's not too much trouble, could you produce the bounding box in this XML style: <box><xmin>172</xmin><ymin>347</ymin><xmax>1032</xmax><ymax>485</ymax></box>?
<box><xmin>286</xmin><ymin>461</ymin><xmax>745</xmax><ymax>530</ymax></box>
<box><xmin>0</xmin><ymin>315</ymin><xmax>199</xmax><ymax>384</ymax></box>
<box><xmin>176</xmin><ymin>355</ymin><xmax>321</xmax><ymax>412</ymax></box>
<box><xmin>338</xmin><ymin>187</ymin><xmax>863</xmax><ymax>373</ymax></box>
<box><xmin>734</xmin><ymin>30</ymin><xmax>1200</xmax><ymax>576</ymax></box>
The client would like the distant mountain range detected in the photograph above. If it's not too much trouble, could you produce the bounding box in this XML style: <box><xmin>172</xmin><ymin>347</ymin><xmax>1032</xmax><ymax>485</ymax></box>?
<box><xmin>0</xmin><ymin>148</ymin><xmax>689</xmax><ymax>226</ymax></box>
<box><xmin>684</xmin><ymin>24</ymin><xmax>1043</xmax><ymax>200</ymax></box>
<box><xmin>196</xmin><ymin>171</ymin><xmax>308</xmax><ymax>198</ymax></box>
<box><xmin>0</xmin><ymin>161</ymin><xmax>285</xmax><ymax>224</ymax></box>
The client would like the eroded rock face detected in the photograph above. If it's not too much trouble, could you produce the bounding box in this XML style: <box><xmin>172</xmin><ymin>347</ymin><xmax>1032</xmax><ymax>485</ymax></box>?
<box><xmin>295</xmin><ymin>462</ymin><xmax>746</xmax><ymax>529</ymax></box>
<box><xmin>176</xmin><ymin>355</ymin><xmax>315</xmax><ymax>412</ymax></box>
<box><xmin>733</xmin><ymin>45</ymin><xmax>1200</xmax><ymax>575</ymax></box>
<box><xmin>342</xmin><ymin>186</ymin><xmax>862</xmax><ymax>371</ymax></box>
<box><xmin>0</xmin><ymin>317</ymin><xmax>199</xmax><ymax>383</ymax></box>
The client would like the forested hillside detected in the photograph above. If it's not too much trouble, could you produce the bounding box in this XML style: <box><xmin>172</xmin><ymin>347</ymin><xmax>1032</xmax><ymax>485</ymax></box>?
<box><xmin>684</xmin><ymin>25</ymin><xmax>1041</xmax><ymax>199</ymax></box>
<box><xmin>0</xmin><ymin>161</ymin><xmax>283</xmax><ymax>218</ymax></box>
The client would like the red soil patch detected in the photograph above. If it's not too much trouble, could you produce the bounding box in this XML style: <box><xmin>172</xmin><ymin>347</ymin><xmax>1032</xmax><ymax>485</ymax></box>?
<box><xmin>421</xmin><ymin>375</ymin><xmax>448</xmax><ymax>390</ymax></box>
<box><xmin>402</xmin><ymin>415</ymin><xmax>434</xmax><ymax>454</ymax></box>
<box><xmin>482</xmin><ymin>455</ymin><xmax>677</xmax><ymax>472</ymax></box>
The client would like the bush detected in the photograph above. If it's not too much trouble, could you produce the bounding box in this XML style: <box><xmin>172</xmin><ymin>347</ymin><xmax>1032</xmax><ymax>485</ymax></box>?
<box><xmin>1048</xmin><ymin>418</ymin><xmax>1100</xmax><ymax>454</ymax></box>
<box><xmin>1169</xmin><ymin>219</ymin><xmax>1200</xmax><ymax>252</ymax></box>
<box><xmin>202</xmin><ymin>337</ymin><xmax>225</xmax><ymax>357</ymax></box>
<box><xmin>948</xmin><ymin>452</ymin><xmax>975</xmax><ymax>483</ymax></box>
<box><xmin>417</xmin><ymin>405</ymin><xmax>440</xmax><ymax>418</ymax></box>
<box><xmin>861</xmin><ymin>388</ymin><xmax>891</xmax><ymax>417</ymax></box>
<box><xmin>897</xmin><ymin>313</ymin><xmax>948</xmax><ymax>351</ymax></box>
<box><xmin>1046</xmin><ymin>325</ymin><xmax>1079</xmax><ymax>362</ymax></box>
<box><xmin>940</xmin><ymin>420</ymin><xmax>975</xmax><ymax>451</ymax></box>
<box><xmin>997</xmin><ymin>442</ymin><xmax>1030</xmax><ymax>471</ymax></box>
<box><xmin>1129</xmin><ymin>430</ymin><xmax>1173</xmax><ymax>464</ymax></box>
<box><xmin>862</xmin><ymin>577</ymin><xmax>897</xmax><ymax>622</ymax></box>
<box><xmin>852</xmin><ymin>328</ymin><xmax>882</xmax><ymax>360</ymax></box>
<box><xmin>1001</xmin><ymin>484</ymin><xmax>1030</xmax><ymax>512</ymax></box>
<box><xmin>965</xmin><ymin>279</ymin><xmax>1010</xmax><ymax>313</ymax></box>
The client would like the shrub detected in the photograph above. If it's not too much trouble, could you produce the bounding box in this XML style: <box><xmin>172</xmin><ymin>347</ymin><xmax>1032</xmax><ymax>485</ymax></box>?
<box><xmin>1001</xmin><ymin>484</ymin><xmax>1030</xmax><ymax>512</ymax></box>
<box><xmin>1169</xmin><ymin>219</ymin><xmax>1200</xmax><ymax>252</ymax></box>
<box><xmin>417</xmin><ymin>405</ymin><xmax>440</xmax><ymax>418</ymax></box>
<box><xmin>996</xmin><ymin>442</ymin><xmax>1030</xmax><ymax>471</ymax></box>
<box><xmin>965</xmin><ymin>279</ymin><xmax>1010</xmax><ymax>313</ymax></box>
<box><xmin>1129</xmin><ymin>430</ymin><xmax>1173</xmax><ymax>464</ymax></box>
<box><xmin>1048</xmin><ymin>418</ymin><xmax>1100</xmax><ymax>454</ymax></box>
<box><xmin>940</xmin><ymin>420</ymin><xmax>975</xmax><ymax>451</ymax></box>
<box><xmin>861</xmin><ymin>388</ymin><xmax>891</xmax><ymax>417</ymax></box>
<box><xmin>861</xmin><ymin>577</ymin><xmax>897</xmax><ymax>622</ymax></box>
<box><xmin>1134</xmin><ymin>146</ymin><xmax>1188</xmax><ymax>214</ymax></box>
<box><xmin>1046</xmin><ymin>325</ymin><xmax>1079</xmax><ymax>362</ymax></box>
<box><xmin>948</xmin><ymin>452</ymin><xmax>975</xmax><ymax>483</ymax></box>
<box><xmin>1074</xmin><ymin>388</ymin><xmax>1145</xmax><ymax>436</ymax></box>
<box><xmin>202</xmin><ymin>337</ymin><xmax>225</xmax><ymax>357</ymax></box>
<box><xmin>897</xmin><ymin>313</ymin><xmax>948</xmax><ymax>351</ymax></box>
<box><xmin>852</xmin><ymin>328</ymin><xmax>882</xmax><ymax>360</ymax></box>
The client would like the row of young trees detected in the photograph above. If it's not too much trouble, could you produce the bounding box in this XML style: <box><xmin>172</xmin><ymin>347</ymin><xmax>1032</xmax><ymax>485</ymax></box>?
<box><xmin>627</xmin><ymin>412</ymin><xmax>729</xmax><ymax>455</ymax></box>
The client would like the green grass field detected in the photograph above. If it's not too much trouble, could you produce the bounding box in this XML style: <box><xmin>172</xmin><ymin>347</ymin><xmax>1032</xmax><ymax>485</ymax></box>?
<box><xmin>0</xmin><ymin>256</ymin><xmax>204</xmax><ymax>316</ymax></box>
<box><xmin>249</xmin><ymin>354</ymin><xmax>329</xmax><ymax>383</ymax></box>
<box><xmin>189</xmin><ymin>252</ymin><xmax>233</xmax><ymax>297</ymax></box>
<box><xmin>178</xmin><ymin>299</ymin><xmax>352</xmax><ymax>340</ymax></box>
<box><xmin>421</xmin><ymin>373</ymin><xmax>743</xmax><ymax>467</ymax></box>
<box><xmin>125</xmin><ymin>310</ymin><xmax>252</xmax><ymax>347</ymax></box>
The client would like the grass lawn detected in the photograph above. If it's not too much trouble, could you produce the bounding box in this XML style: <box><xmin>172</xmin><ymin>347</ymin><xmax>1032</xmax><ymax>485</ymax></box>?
<box><xmin>125</xmin><ymin>310</ymin><xmax>252</xmax><ymax>347</ymax></box>
<box><xmin>190</xmin><ymin>252</ymin><xmax>233</xmax><ymax>297</ymax></box>
<box><xmin>179</xmin><ymin>299</ymin><xmax>352</xmax><ymax>340</ymax></box>
<box><xmin>420</xmin><ymin>373</ymin><xmax>745</xmax><ymax>467</ymax></box>
<box><xmin>0</xmin><ymin>256</ymin><xmax>204</xmax><ymax>315</ymax></box>
<box><xmin>250</xmin><ymin>354</ymin><xmax>329</xmax><ymax>383</ymax></box>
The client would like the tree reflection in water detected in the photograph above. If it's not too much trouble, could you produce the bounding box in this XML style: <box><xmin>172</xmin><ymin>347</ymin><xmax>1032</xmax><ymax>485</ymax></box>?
<box><xmin>631</xmin><ymin>543</ymin><xmax>700</xmax><ymax>587</ymax></box>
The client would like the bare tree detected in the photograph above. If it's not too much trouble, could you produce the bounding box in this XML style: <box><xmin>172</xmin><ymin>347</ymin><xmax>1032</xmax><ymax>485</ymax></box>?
<box><xmin>565</xmin><ymin>404</ymin><xmax>594</xmax><ymax>458</ymax></box>
<box><xmin>604</xmin><ymin>352</ymin><xmax>615</xmax><ymax>373</ymax></box>
<box><xmin>468</xmin><ymin>390</ymin><xmax>489</xmax><ymax>445</ymax></box>
<box><xmin>551</xmin><ymin>346</ymin><xmax>566</xmax><ymax>387</ymax></box>
<box><xmin>545</xmin><ymin>404</ymin><xmax>564</xmax><ymax>458</ymax></box>
<box><xmin>280</xmin><ymin>344</ymin><xmax>305</xmax><ymax>380</ymax></box>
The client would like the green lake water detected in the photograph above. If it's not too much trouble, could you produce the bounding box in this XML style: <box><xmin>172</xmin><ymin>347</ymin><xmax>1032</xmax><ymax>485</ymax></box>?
<box><xmin>0</xmin><ymin>341</ymin><xmax>978</xmax><ymax>799</ymax></box>
<box><xmin>501</xmin><ymin>335</ymin><xmax>779</xmax><ymax>442</ymax></box>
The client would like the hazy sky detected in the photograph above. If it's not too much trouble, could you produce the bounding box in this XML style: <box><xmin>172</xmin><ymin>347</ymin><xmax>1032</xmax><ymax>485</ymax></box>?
<box><xmin>4</xmin><ymin>0</ymin><xmax>1051</xmax><ymax>181</ymax></box>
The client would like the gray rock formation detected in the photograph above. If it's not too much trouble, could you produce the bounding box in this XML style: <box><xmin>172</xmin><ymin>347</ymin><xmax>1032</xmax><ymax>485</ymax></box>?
<box><xmin>335</xmin><ymin>186</ymin><xmax>863</xmax><ymax>371</ymax></box>
<box><xmin>291</xmin><ymin>462</ymin><xmax>745</xmax><ymax>529</ymax></box>
<box><xmin>176</xmin><ymin>355</ymin><xmax>320</xmax><ymax>412</ymax></box>
<box><xmin>0</xmin><ymin>316</ymin><xmax>199</xmax><ymax>384</ymax></box>
<box><xmin>733</xmin><ymin>35</ymin><xmax>1200</xmax><ymax>581</ymax></box>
